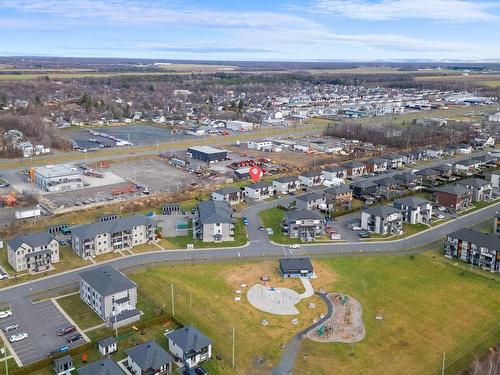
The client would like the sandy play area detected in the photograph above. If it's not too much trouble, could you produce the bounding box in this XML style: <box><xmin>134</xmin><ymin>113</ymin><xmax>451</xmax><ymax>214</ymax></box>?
<box><xmin>307</xmin><ymin>292</ymin><xmax>366</xmax><ymax>343</ymax></box>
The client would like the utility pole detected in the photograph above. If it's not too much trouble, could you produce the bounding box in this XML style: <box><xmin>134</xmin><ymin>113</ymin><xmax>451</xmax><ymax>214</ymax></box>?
<box><xmin>232</xmin><ymin>327</ymin><xmax>235</xmax><ymax>368</ymax></box>
<box><xmin>441</xmin><ymin>352</ymin><xmax>446</xmax><ymax>375</ymax></box>
<box><xmin>171</xmin><ymin>284</ymin><xmax>175</xmax><ymax>317</ymax></box>
<box><xmin>4</xmin><ymin>342</ymin><xmax>8</xmax><ymax>375</ymax></box>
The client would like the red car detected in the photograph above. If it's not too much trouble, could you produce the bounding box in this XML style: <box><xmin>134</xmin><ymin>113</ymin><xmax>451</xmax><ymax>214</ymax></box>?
<box><xmin>57</xmin><ymin>325</ymin><xmax>76</xmax><ymax>336</ymax></box>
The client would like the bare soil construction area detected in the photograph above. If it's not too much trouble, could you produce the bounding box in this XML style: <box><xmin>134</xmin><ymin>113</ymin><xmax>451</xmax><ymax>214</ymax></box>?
<box><xmin>307</xmin><ymin>292</ymin><xmax>366</xmax><ymax>343</ymax></box>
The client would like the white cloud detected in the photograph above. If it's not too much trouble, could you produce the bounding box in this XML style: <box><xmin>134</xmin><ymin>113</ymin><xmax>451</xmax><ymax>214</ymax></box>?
<box><xmin>313</xmin><ymin>0</ymin><xmax>500</xmax><ymax>22</ymax></box>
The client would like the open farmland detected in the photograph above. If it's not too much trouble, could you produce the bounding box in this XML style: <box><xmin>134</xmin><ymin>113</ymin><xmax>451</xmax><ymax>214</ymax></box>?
<box><xmin>415</xmin><ymin>73</ymin><xmax>500</xmax><ymax>88</ymax></box>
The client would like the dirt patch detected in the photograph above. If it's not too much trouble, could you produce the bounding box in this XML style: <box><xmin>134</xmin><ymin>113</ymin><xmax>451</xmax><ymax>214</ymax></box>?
<box><xmin>307</xmin><ymin>292</ymin><xmax>366</xmax><ymax>343</ymax></box>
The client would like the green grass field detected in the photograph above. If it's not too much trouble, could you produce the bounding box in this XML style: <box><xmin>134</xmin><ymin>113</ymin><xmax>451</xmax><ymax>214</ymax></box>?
<box><xmin>56</xmin><ymin>293</ymin><xmax>104</xmax><ymax>330</ymax></box>
<box><xmin>295</xmin><ymin>253</ymin><xmax>500</xmax><ymax>375</ymax></box>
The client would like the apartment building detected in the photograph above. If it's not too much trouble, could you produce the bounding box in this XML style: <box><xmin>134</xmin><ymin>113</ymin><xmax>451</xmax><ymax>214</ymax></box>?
<box><xmin>393</xmin><ymin>196</ymin><xmax>433</xmax><ymax>225</ymax></box>
<box><xmin>211</xmin><ymin>187</ymin><xmax>244</xmax><ymax>205</ymax></box>
<box><xmin>244</xmin><ymin>182</ymin><xmax>275</xmax><ymax>200</ymax></box>
<box><xmin>193</xmin><ymin>200</ymin><xmax>234</xmax><ymax>242</ymax></box>
<box><xmin>444</xmin><ymin>228</ymin><xmax>499</xmax><ymax>272</ymax></box>
<box><xmin>78</xmin><ymin>266</ymin><xmax>140</xmax><ymax>328</ymax></box>
<box><xmin>282</xmin><ymin>210</ymin><xmax>325</xmax><ymax>240</ymax></box>
<box><xmin>7</xmin><ymin>232</ymin><xmax>59</xmax><ymax>272</ymax></box>
<box><xmin>273</xmin><ymin>176</ymin><xmax>300</xmax><ymax>194</ymax></box>
<box><xmin>361</xmin><ymin>205</ymin><xmax>403</xmax><ymax>235</ymax></box>
<box><xmin>457</xmin><ymin>178</ymin><xmax>492</xmax><ymax>202</ymax></box>
<box><xmin>71</xmin><ymin>215</ymin><xmax>155</xmax><ymax>259</ymax></box>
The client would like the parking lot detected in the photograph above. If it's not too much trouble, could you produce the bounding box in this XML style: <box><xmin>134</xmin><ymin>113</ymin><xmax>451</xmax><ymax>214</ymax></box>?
<box><xmin>1</xmin><ymin>299</ymin><xmax>86</xmax><ymax>365</ymax></box>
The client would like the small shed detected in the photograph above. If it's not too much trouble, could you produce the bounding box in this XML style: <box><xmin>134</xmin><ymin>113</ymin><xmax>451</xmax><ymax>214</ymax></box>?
<box><xmin>53</xmin><ymin>354</ymin><xmax>74</xmax><ymax>375</ymax></box>
<box><xmin>98</xmin><ymin>336</ymin><xmax>117</xmax><ymax>356</ymax></box>
<box><xmin>279</xmin><ymin>257</ymin><xmax>314</xmax><ymax>278</ymax></box>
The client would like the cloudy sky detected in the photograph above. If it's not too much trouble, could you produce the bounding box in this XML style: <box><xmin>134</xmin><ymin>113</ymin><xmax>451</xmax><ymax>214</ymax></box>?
<box><xmin>1</xmin><ymin>0</ymin><xmax>500</xmax><ymax>61</ymax></box>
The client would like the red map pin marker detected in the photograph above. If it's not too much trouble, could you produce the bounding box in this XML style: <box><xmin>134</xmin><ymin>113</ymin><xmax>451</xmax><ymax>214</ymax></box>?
<box><xmin>249</xmin><ymin>165</ymin><xmax>262</xmax><ymax>183</ymax></box>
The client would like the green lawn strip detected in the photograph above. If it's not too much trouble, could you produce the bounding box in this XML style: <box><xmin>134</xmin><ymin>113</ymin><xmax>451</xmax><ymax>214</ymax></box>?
<box><xmin>258</xmin><ymin>207</ymin><xmax>301</xmax><ymax>245</ymax></box>
<box><xmin>294</xmin><ymin>250</ymin><xmax>500</xmax><ymax>375</ymax></box>
<box><xmin>56</xmin><ymin>294</ymin><xmax>104</xmax><ymax>330</ymax></box>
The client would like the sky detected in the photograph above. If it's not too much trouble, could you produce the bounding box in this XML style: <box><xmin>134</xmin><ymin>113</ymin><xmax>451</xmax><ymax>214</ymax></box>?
<box><xmin>1</xmin><ymin>0</ymin><xmax>500</xmax><ymax>61</ymax></box>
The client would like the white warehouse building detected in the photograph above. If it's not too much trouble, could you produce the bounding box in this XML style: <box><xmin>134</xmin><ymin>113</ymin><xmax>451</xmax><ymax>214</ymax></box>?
<box><xmin>226</xmin><ymin>120</ymin><xmax>254</xmax><ymax>131</ymax></box>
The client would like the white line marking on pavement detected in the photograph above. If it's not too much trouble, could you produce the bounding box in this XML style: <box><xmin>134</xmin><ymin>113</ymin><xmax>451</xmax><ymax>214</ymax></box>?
<box><xmin>237</xmin><ymin>252</ymin><xmax>241</xmax><ymax>257</ymax></box>
<box><xmin>289</xmin><ymin>248</ymin><xmax>295</xmax><ymax>256</ymax></box>
<box><xmin>282</xmin><ymin>246</ymin><xmax>287</xmax><ymax>256</ymax></box>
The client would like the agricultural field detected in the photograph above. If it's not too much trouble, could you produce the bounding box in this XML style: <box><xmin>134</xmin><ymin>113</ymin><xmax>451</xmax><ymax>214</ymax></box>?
<box><xmin>415</xmin><ymin>73</ymin><xmax>500</xmax><ymax>88</ymax></box>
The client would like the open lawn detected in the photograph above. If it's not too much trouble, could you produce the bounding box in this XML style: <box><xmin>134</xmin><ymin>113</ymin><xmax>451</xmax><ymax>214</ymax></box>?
<box><xmin>295</xmin><ymin>251</ymin><xmax>500</xmax><ymax>375</ymax></box>
<box><xmin>258</xmin><ymin>207</ymin><xmax>301</xmax><ymax>245</ymax></box>
<box><xmin>56</xmin><ymin>293</ymin><xmax>104</xmax><ymax>330</ymax></box>
<box><xmin>127</xmin><ymin>260</ymin><xmax>332</xmax><ymax>375</ymax></box>
<box><xmin>415</xmin><ymin>74</ymin><xmax>500</xmax><ymax>88</ymax></box>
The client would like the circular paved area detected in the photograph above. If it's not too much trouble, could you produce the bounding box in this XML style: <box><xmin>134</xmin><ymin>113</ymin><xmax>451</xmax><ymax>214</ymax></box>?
<box><xmin>247</xmin><ymin>284</ymin><xmax>301</xmax><ymax>315</ymax></box>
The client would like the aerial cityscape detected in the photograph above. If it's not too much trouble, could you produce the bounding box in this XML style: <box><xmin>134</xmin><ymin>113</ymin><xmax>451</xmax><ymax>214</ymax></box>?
<box><xmin>0</xmin><ymin>1</ymin><xmax>499</xmax><ymax>375</ymax></box>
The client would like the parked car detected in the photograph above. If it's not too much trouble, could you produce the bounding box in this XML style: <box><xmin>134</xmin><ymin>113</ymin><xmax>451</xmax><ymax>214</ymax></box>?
<box><xmin>438</xmin><ymin>206</ymin><xmax>446</xmax><ymax>211</ymax></box>
<box><xmin>358</xmin><ymin>231</ymin><xmax>370</xmax><ymax>239</ymax></box>
<box><xmin>330</xmin><ymin>233</ymin><xmax>342</xmax><ymax>240</ymax></box>
<box><xmin>196</xmin><ymin>367</ymin><xmax>209</xmax><ymax>375</ymax></box>
<box><xmin>437</xmin><ymin>214</ymin><xmax>445</xmax><ymax>219</ymax></box>
<box><xmin>67</xmin><ymin>333</ymin><xmax>83</xmax><ymax>343</ymax></box>
<box><xmin>259</xmin><ymin>225</ymin><xmax>264</xmax><ymax>231</ymax></box>
<box><xmin>3</xmin><ymin>324</ymin><xmax>19</xmax><ymax>333</ymax></box>
<box><xmin>242</xmin><ymin>217</ymin><xmax>248</xmax><ymax>226</ymax></box>
<box><xmin>0</xmin><ymin>310</ymin><xmax>12</xmax><ymax>319</ymax></box>
<box><xmin>183</xmin><ymin>369</ymin><xmax>197</xmax><ymax>375</ymax></box>
<box><xmin>351</xmin><ymin>226</ymin><xmax>363</xmax><ymax>231</ymax></box>
<box><xmin>57</xmin><ymin>325</ymin><xmax>76</xmax><ymax>336</ymax></box>
<box><xmin>9</xmin><ymin>333</ymin><xmax>28</xmax><ymax>343</ymax></box>
<box><xmin>289</xmin><ymin>244</ymin><xmax>300</xmax><ymax>249</ymax></box>
<box><xmin>0</xmin><ymin>270</ymin><xmax>8</xmax><ymax>280</ymax></box>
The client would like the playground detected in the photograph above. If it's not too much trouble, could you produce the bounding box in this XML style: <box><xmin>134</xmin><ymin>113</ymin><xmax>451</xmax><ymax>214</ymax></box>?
<box><xmin>307</xmin><ymin>292</ymin><xmax>366</xmax><ymax>343</ymax></box>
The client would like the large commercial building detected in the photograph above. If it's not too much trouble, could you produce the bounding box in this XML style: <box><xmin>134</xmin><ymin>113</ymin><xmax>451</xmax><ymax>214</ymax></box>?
<box><xmin>187</xmin><ymin>146</ymin><xmax>228</xmax><ymax>162</ymax></box>
<box><xmin>34</xmin><ymin>164</ymin><xmax>83</xmax><ymax>192</ymax></box>
<box><xmin>71</xmin><ymin>215</ymin><xmax>155</xmax><ymax>259</ymax></box>
<box><xmin>78</xmin><ymin>266</ymin><xmax>141</xmax><ymax>328</ymax></box>
<box><xmin>226</xmin><ymin>120</ymin><xmax>254</xmax><ymax>131</ymax></box>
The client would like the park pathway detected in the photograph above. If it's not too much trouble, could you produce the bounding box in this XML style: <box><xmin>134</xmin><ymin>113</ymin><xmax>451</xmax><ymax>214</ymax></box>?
<box><xmin>272</xmin><ymin>292</ymin><xmax>334</xmax><ymax>375</ymax></box>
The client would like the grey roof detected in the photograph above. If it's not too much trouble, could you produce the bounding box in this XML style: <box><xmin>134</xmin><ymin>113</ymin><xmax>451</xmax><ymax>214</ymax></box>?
<box><xmin>213</xmin><ymin>187</ymin><xmax>241</xmax><ymax>195</ymax></box>
<box><xmin>434</xmin><ymin>184</ymin><xmax>472</xmax><ymax>196</ymax></box>
<box><xmin>455</xmin><ymin>159</ymin><xmax>480</xmax><ymax>167</ymax></box>
<box><xmin>324</xmin><ymin>185</ymin><xmax>352</xmax><ymax>195</ymax></box>
<box><xmin>472</xmin><ymin>154</ymin><xmax>497</xmax><ymax>163</ymax></box>
<box><xmin>415</xmin><ymin>168</ymin><xmax>437</xmax><ymax>177</ymax></box>
<box><xmin>126</xmin><ymin>341</ymin><xmax>173</xmax><ymax>370</ymax></box>
<box><xmin>350</xmin><ymin>180</ymin><xmax>377</xmax><ymax>189</ymax></box>
<box><xmin>363</xmin><ymin>205</ymin><xmax>402</xmax><ymax>218</ymax></box>
<box><xmin>285</xmin><ymin>209</ymin><xmax>324</xmax><ymax>221</ymax></box>
<box><xmin>381</xmin><ymin>154</ymin><xmax>403</xmax><ymax>161</ymax></box>
<box><xmin>77</xmin><ymin>359</ymin><xmax>124</xmax><ymax>375</ymax></box>
<box><xmin>432</xmin><ymin>164</ymin><xmax>453</xmax><ymax>173</ymax></box>
<box><xmin>299</xmin><ymin>171</ymin><xmax>322</xmax><ymax>178</ymax></box>
<box><xmin>394</xmin><ymin>172</ymin><xmax>420</xmax><ymax>182</ymax></box>
<box><xmin>98</xmin><ymin>336</ymin><xmax>117</xmax><ymax>348</ymax></box>
<box><xmin>54</xmin><ymin>355</ymin><xmax>73</xmax><ymax>368</ymax></box>
<box><xmin>279</xmin><ymin>257</ymin><xmax>313</xmax><ymax>273</ymax></box>
<box><xmin>322</xmin><ymin>165</ymin><xmax>346</xmax><ymax>173</ymax></box>
<box><xmin>296</xmin><ymin>192</ymin><xmax>324</xmax><ymax>202</ymax></box>
<box><xmin>394</xmin><ymin>196</ymin><xmax>432</xmax><ymax>209</ymax></box>
<box><xmin>8</xmin><ymin>232</ymin><xmax>55</xmax><ymax>251</ymax></box>
<box><xmin>366</xmin><ymin>157</ymin><xmax>387</xmax><ymax>164</ymax></box>
<box><xmin>197</xmin><ymin>200</ymin><xmax>234</xmax><ymax>224</ymax></box>
<box><xmin>342</xmin><ymin>161</ymin><xmax>365</xmax><ymax>168</ymax></box>
<box><xmin>448</xmin><ymin>228</ymin><xmax>500</xmax><ymax>251</ymax></box>
<box><xmin>78</xmin><ymin>266</ymin><xmax>136</xmax><ymax>297</ymax></box>
<box><xmin>457</xmin><ymin>178</ymin><xmax>491</xmax><ymax>189</ymax></box>
<box><xmin>187</xmin><ymin>145</ymin><xmax>228</xmax><ymax>154</ymax></box>
<box><xmin>373</xmin><ymin>176</ymin><xmax>400</xmax><ymax>187</ymax></box>
<box><xmin>72</xmin><ymin>215</ymin><xmax>153</xmax><ymax>241</ymax></box>
<box><xmin>274</xmin><ymin>176</ymin><xmax>298</xmax><ymax>183</ymax></box>
<box><xmin>246</xmin><ymin>182</ymin><xmax>272</xmax><ymax>190</ymax></box>
<box><xmin>166</xmin><ymin>326</ymin><xmax>212</xmax><ymax>354</ymax></box>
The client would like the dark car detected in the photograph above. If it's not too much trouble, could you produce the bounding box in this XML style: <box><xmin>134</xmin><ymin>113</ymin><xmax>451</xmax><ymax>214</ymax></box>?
<box><xmin>196</xmin><ymin>367</ymin><xmax>208</xmax><ymax>375</ymax></box>
<box><xmin>57</xmin><ymin>325</ymin><xmax>76</xmax><ymax>336</ymax></box>
<box><xmin>67</xmin><ymin>333</ymin><xmax>82</xmax><ymax>343</ymax></box>
<box><xmin>358</xmin><ymin>231</ymin><xmax>370</xmax><ymax>239</ymax></box>
<box><xmin>183</xmin><ymin>369</ymin><xmax>197</xmax><ymax>375</ymax></box>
